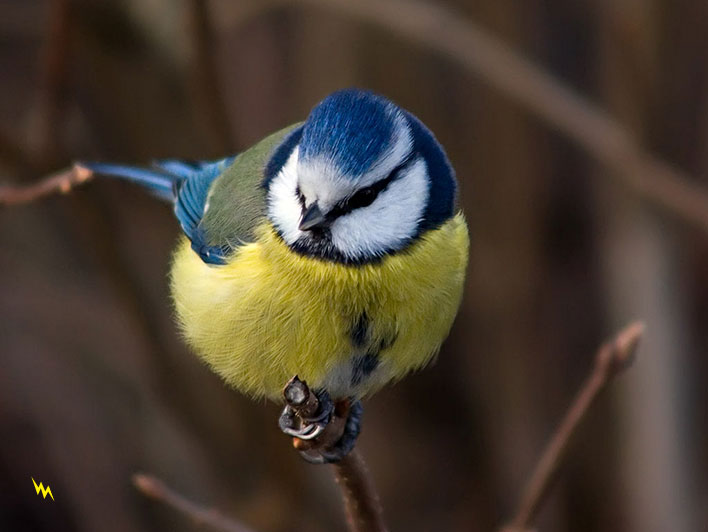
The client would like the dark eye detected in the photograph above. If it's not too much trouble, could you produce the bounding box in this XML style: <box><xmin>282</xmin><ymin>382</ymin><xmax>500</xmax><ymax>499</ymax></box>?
<box><xmin>347</xmin><ymin>187</ymin><xmax>378</xmax><ymax>210</ymax></box>
<box><xmin>329</xmin><ymin>156</ymin><xmax>414</xmax><ymax>218</ymax></box>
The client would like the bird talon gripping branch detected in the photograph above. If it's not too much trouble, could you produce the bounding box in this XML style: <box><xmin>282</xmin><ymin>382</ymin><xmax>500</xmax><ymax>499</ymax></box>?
<box><xmin>279</xmin><ymin>377</ymin><xmax>333</xmax><ymax>441</ymax></box>
<box><xmin>279</xmin><ymin>377</ymin><xmax>363</xmax><ymax>464</ymax></box>
<box><xmin>297</xmin><ymin>400</ymin><xmax>363</xmax><ymax>465</ymax></box>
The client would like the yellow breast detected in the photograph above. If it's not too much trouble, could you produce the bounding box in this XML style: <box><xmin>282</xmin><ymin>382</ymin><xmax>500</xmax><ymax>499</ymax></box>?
<box><xmin>170</xmin><ymin>213</ymin><xmax>469</xmax><ymax>400</ymax></box>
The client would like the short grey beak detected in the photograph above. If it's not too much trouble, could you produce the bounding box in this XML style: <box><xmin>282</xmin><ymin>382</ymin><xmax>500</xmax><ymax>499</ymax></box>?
<box><xmin>299</xmin><ymin>202</ymin><xmax>329</xmax><ymax>231</ymax></box>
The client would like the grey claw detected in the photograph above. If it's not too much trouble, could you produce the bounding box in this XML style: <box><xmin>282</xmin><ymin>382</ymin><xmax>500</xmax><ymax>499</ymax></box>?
<box><xmin>278</xmin><ymin>390</ymin><xmax>334</xmax><ymax>441</ymax></box>
<box><xmin>283</xmin><ymin>422</ymin><xmax>326</xmax><ymax>440</ymax></box>
<box><xmin>298</xmin><ymin>399</ymin><xmax>363</xmax><ymax>464</ymax></box>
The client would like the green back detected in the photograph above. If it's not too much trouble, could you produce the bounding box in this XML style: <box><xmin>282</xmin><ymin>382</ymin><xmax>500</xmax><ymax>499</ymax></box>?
<box><xmin>201</xmin><ymin>123</ymin><xmax>301</xmax><ymax>248</ymax></box>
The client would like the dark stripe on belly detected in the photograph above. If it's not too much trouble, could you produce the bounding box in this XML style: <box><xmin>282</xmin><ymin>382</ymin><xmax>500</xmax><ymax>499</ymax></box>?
<box><xmin>351</xmin><ymin>312</ymin><xmax>369</xmax><ymax>348</ymax></box>
<box><xmin>349</xmin><ymin>312</ymin><xmax>400</xmax><ymax>387</ymax></box>
<box><xmin>351</xmin><ymin>352</ymin><xmax>379</xmax><ymax>387</ymax></box>
<box><xmin>350</xmin><ymin>333</ymin><xmax>398</xmax><ymax>387</ymax></box>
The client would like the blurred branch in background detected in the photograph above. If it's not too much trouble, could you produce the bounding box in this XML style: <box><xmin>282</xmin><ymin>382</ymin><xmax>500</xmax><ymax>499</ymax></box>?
<box><xmin>134</xmin><ymin>454</ymin><xmax>388</xmax><ymax>532</ymax></box>
<box><xmin>0</xmin><ymin>164</ymin><xmax>92</xmax><ymax>206</ymax></box>
<box><xmin>133</xmin><ymin>474</ymin><xmax>257</xmax><ymax>532</ymax></box>
<box><xmin>501</xmin><ymin>321</ymin><xmax>644</xmax><ymax>532</ymax></box>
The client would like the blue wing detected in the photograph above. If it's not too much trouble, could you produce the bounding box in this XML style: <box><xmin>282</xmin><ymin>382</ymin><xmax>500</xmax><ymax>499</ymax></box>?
<box><xmin>79</xmin><ymin>156</ymin><xmax>236</xmax><ymax>265</ymax></box>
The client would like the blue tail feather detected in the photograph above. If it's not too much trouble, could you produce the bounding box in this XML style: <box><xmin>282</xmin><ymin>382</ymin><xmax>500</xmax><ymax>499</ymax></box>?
<box><xmin>78</xmin><ymin>161</ymin><xmax>179</xmax><ymax>202</ymax></box>
<box><xmin>80</xmin><ymin>156</ymin><xmax>238</xmax><ymax>266</ymax></box>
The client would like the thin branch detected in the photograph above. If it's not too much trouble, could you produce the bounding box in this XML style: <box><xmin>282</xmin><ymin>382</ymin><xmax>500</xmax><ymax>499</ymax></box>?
<box><xmin>261</xmin><ymin>0</ymin><xmax>708</xmax><ymax>234</ymax></box>
<box><xmin>283</xmin><ymin>377</ymin><xmax>388</xmax><ymax>532</ymax></box>
<box><xmin>0</xmin><ymin>164</ymin><xmax>93</xmax><ymax>206</ymax></box>
<box><xmin>132</xmin><ymin>473</ymin><xmax>257</xmax><ymax>532</ymax></box>
<box><xmin>332</xmin><ymin>450</ymin><xmax>388</xmax><ymax>532</ymax></box>
<box><xmin>501</xmin><ymin>321</ymin><xmax>645</xmax><ymax>532</ymax></box>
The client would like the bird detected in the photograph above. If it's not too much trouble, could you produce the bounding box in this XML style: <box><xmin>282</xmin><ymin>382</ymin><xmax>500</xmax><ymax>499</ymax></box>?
<box><xmin>81</xmin><ymin>88</ymin><xmax>469</xmax><ymax>462</ymax></box>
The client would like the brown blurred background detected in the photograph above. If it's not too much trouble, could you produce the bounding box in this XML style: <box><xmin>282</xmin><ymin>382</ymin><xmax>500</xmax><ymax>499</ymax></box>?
<box><xmin>1</xmin><ymin>1</ymin><xmax>707</xmax><ymax>531</ymax></box>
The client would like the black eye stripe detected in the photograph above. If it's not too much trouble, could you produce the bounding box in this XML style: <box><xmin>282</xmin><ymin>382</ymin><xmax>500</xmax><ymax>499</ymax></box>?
<box><xmin>329</xmin><ymin>155</ymin><xmax>416</xmax><ymax>218</ymax></box>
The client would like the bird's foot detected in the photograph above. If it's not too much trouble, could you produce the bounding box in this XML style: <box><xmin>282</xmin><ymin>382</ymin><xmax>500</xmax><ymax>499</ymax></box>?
<box><xmin>278</xmin><ymin>384</ymin><xmax>333</xmax><ymax>441</ymax></box>
<box><xmin>295</xmin><ymin>399</ymin><xmax>362</xmax><ymax>464</ymax></box>
<box><xmin>278</xmin><ymin>376</ymin><xmax>362</xmax><ymax>464</ymax></box>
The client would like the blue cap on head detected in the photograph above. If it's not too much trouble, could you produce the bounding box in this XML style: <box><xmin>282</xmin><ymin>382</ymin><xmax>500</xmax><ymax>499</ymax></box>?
<box><xmin>299</xmin><ymin>89</ymin><xmax>401</xmax><ymax>178</ymax></box>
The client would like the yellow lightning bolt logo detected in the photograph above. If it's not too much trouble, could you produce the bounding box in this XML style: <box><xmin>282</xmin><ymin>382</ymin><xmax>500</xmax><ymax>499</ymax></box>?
<box><xmin>32</xmin><ymin>478</ymin><xmax>54</xmax><ymax>501</ymax></box>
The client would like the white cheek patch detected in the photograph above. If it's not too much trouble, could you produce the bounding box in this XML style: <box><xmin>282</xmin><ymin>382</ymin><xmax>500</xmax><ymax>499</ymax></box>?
<box><xmin>330</xmin><ymin>158</ymin><xmax>429</xmax><ymax>260</ymax></box>
<box><xmin>267</xmin><ymin>147</ymin><xmax>304</xmax><ymax>244</ymax></box>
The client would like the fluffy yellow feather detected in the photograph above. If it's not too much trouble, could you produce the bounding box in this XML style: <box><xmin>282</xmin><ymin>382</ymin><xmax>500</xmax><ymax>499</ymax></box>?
<box><xmin>170</xmin><ymin>213</ymin><xmax>469</xmax><ymax>400</ymax></box>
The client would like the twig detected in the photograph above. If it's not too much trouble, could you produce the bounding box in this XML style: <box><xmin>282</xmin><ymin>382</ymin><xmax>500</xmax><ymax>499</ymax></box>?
<box><xmin>283</xmin><ymin>377</ymin><xmax>388</xmax><ymax>532</ymax></box>
<box><xmin>284</xmin><ymin>376</ymin><xmax>349</xmax><ymax>454</ymax></box>
<box><xmin>0</xmin><ymin>164</ymin><xmax>93</xmax><ymax>206</ymax></box>
<box><xmin>501</xmin><ymin>321</ymin><xmax>645</xmax><ymax>532</ymax></box>
<box><xmin>332</xmin><ymin>450</ymin><xmax>389</xmax><ymax>532</ymax></box>
<box><xmin>132</xmin><ymin>473</ymin><xmax>257</xmax><ymax>532</ymax></box>
<box><xmin>255</xmin><ymin>0</ymin><xmax>708</xmax><ymax>235</ymax></box>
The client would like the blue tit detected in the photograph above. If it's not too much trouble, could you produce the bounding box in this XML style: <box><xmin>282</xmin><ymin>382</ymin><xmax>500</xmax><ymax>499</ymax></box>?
<box><xmin>82</xmin><ymin>89</ymin><xmax>469</xmax><ymax>462</ymax></box>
